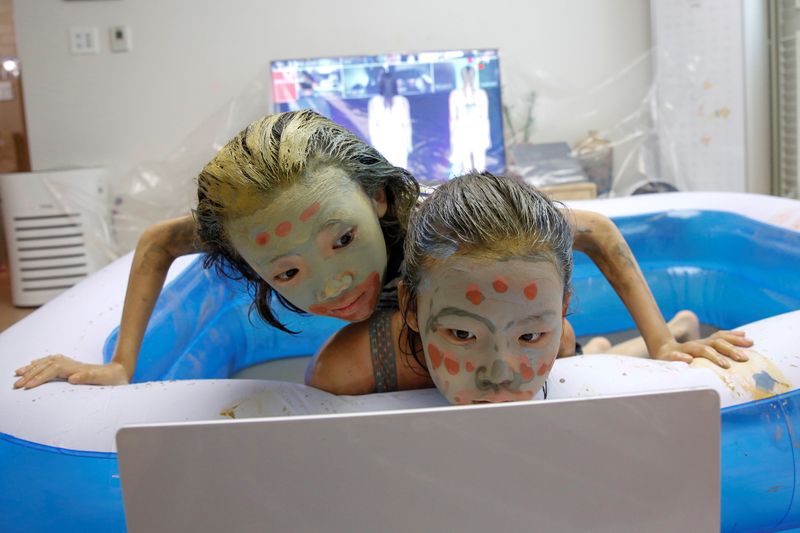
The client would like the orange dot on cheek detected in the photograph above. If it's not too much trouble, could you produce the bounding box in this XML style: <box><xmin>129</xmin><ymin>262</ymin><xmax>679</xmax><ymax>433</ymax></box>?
<box><xmin>520</xmin><ymin>361</ymin><xmax>534</xmax><ymax>381</ymax></box>
<box><xmin>275</xmin><ymin>221</ymin><xmax>292</xmax><ymax>237</ymax></box>
<box><xmin>465</xmin><ymin>361</ymin><xmax>475</xmax><ymax>372</ymax></box>
<box><xmin>428</xmin><ymin>344</ymin><xmax>443</xmax><ymax>370</ymax></box>
<box><xmin>255</xmin><ymin>232</ymin><xmax>270</xmax><ymax>246</ymax></box>
<box><xmin>465</xmin><ymin>284</ymin><xmax>485</xmax><ymax>305</ymax></box>
<box><xmin>524</xmin><ymin>282</ymin><xmax>538</xmax><ymax>300</ymax></box>
<box><xmin>444</xmin><ymin>355</ymin><xmax>460</xmax><ymax>375</ymax></box>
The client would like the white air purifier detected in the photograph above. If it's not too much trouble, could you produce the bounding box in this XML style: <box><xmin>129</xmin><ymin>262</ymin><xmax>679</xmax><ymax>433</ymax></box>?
<box><xmin>0</xmin><ymin>168</ymin><xmax>113</xmax><ymax>307</ymax></box>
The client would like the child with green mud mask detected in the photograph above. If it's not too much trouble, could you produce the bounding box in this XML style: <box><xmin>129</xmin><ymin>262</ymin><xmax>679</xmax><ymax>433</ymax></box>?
<box><xmin>14</xmin><ymin>110</ymin><xmax>418</xmax><ymax>389</ymax></box>
<box><xmin>395</xmin><ymin>173</ymin><xmax>753</xmax><ymax>404</ymax></box>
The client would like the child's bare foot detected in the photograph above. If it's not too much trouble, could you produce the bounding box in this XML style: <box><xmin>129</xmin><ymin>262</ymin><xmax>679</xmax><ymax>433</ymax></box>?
<box><xmin>583</xmin><ymin>336</ymin><xmax>612</xmax><ymax>354</ymax></box>
<box><xmin>669</xmin><ymin>310</ymin><xmax>701</xmax><ymax>342</ymax></box>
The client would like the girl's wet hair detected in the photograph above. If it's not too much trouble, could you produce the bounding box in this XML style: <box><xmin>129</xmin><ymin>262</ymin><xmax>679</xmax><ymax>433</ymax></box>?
<box><xmin>401</xmin><ymin>172</ymin><xmax>574</xmax><ymax>364</ymax></box>
<box><xmin>194</xmin><ymin>110</ymin><xmax>419</xmax><ymax>332</ymax></box>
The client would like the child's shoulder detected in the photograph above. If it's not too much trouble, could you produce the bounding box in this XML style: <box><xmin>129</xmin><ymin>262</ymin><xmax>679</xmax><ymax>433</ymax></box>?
<box><xmin>306</xmin><ymin>319</ymin><xmax>374</xmax><ymax>395</ymax></box>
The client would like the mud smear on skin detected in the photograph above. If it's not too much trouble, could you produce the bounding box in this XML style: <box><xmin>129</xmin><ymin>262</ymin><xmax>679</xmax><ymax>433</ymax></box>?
<box><xmin>690</xmin><ymin>349</ymin><xmax>792</xmax><ymax>400</ymax></box>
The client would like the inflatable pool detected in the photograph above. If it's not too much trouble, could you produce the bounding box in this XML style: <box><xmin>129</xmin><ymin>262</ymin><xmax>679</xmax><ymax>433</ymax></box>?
<box><xmin>1</xmin><ymin>192</ymin><xmax>799</xmax><ymax>532</ymax></box>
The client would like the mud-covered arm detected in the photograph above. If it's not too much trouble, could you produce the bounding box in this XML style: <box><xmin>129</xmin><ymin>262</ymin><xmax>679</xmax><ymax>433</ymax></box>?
<box><xmin>14</xmin><ymin>215</ymin><xmax>200</xmax><ymax>389</ymax></box>
<box><xmin>111</xmin><ymin>214</ymin><xmax>201</xmax><ymax>378</ymax></box>
<box><xmin>570</xmin><ymin>209</ymin><xmax>671</xmax><ymax>357</ymax></box>
<box><xmin>568</xmin><ymin>209</ymin><xmax>750</xmax><ymax>366</ymax></box>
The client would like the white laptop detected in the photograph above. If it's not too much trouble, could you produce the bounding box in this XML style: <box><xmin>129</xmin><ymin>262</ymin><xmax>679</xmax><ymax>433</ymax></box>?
<box><xmin>117</xmin><ymin>388</ymin><xmax>720</xmax><ymax>533</ymax></box>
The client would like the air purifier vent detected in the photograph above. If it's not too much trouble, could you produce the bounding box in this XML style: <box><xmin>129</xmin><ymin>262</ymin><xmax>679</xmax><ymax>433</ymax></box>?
<box><xmin>0</xmin><ymin>169</ymin><xmax>113</xmax><ymax>307</ymax></box>
<box><xmin>9</xmin><ymin>210</ymin><xmax>93</xmax><ymax>297</ymax></box>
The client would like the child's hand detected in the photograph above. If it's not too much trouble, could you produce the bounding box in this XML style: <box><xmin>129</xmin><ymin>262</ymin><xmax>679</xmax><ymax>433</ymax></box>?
<box><xmin>654</xmin><ymin>330</ymin><xmax>753</xmax><ymax>368</ymax></box>
<box><xmin>13</xmin><ymin>356</ymin><xmax>130</xmax><ymax>389</ymax></box>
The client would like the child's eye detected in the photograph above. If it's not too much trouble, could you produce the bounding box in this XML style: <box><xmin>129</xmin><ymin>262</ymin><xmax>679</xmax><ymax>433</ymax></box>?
<box><xmin>519</xmin><ymin>332</ymin><xmax>543</xmax><ymax>343</ymax></box>
<box><xmin>333</xmin><ymin>229</ymin><xmax>355</xmax><ymax>249</ymax></box>
<box><xmin>448</xmin><ymin>329</ymin><xmax>476</xmax><ymax>342</ymax></box>
<box><xmin>274</xmin><ymin>268</ymin><xmax>299</xmax><ymax>282</ymax></box>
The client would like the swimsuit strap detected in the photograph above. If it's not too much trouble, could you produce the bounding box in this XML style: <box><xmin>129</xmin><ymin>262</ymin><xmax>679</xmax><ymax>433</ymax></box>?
<box><xmin>368</xmin><ymin>309</ymin><xmax>399</xmax><ymax>393</ymax></box>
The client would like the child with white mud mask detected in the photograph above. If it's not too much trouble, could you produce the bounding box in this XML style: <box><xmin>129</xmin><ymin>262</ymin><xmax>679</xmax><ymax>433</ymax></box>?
<box><xmin>397</xmin><ymin>173</ymin><xmax>753</xmax><ymax>404</ymax></box>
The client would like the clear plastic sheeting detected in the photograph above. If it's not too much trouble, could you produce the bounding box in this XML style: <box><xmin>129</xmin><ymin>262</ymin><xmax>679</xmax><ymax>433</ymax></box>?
<box><xmin>106</xmin><ymin>28</ymin><xmax>755</xmax><ymax>252</ymax></box>
<box><xmin>106</xmin><ymin>53</ymin><xmax>694</xmax><ymax>255</ymax></box>
<box><xmin>502</xmin><ymin>50</ymin><xmax>660</xmax><ymax>196</ymax></box>
<box><xmin>109</xmin><ymin>72</ymin><xmax>272</xmax><ymax>253</ymax></box>
<box><xmin>5</xmin><ymin>50</ymin><xmax>669</xmax><ymax>275</ymax></box>
<box><xmin>268</xmin><ymin>48</ymin><xmax>662</xmax><ymax>196</ymax></box>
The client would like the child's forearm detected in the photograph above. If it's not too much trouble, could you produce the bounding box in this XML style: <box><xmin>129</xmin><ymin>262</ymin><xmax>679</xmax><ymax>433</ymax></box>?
<box><xmin>112</xmin><ymin>215</ymin><xmax>200</xmax><ymax>379</ymax></box>
<box><xmin>570</xmin><ymin>209</ymin><xmax>673</xmax><ymax>357</ymax></box>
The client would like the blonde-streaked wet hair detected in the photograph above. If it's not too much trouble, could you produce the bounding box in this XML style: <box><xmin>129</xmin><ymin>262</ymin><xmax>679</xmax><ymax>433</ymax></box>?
<box><xmin>194</xmin><ymin>110</ymin><xmax>419</xmax><ymax>332</ymax></box>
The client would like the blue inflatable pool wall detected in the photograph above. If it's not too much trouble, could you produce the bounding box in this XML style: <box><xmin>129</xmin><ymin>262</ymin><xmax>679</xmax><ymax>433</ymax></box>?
<box><xmin>2</xmin><ymin>210</ymin><xmax>800</xmax><ymax>532</ymax></box>
<box><xmin>104</xmin><ymin>210</ymin><xmax>800</xmax><ymax>382</ymax></box>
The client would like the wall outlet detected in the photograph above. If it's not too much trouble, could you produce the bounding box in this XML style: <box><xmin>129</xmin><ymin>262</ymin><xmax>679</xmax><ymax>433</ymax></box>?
<box><xmin>69</xmin><ymin>27</ymin><xmax>100</xmax><ymax>55</ymax></box>
<box><xmin>109</xmin><ymin>25</ymin><xmax>132</xmax><ymax>53</ymax></box>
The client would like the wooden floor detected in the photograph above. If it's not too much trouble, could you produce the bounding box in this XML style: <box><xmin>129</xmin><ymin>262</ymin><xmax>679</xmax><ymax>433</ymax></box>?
<box><xmin>0</xmin><ymin>267</ymin><xmax>36</xmax><ymax>332</ymax></box>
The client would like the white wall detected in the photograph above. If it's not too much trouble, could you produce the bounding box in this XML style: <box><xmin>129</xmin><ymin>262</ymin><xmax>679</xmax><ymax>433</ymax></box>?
<box><xmin>13</xmin><ymin>0</ymin><xmax>652</xmax><ymax>183</ymax></box>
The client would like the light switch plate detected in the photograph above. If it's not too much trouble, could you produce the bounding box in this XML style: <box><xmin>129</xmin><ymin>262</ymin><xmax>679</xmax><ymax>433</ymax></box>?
<box><xmin>69</xmin><ymin>27</ymin><xmax>99</xmax><ymax>54</ymax></box>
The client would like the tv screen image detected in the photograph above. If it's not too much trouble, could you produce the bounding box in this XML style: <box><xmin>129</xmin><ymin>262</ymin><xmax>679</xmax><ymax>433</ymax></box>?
<box><xmin>271</xmin><ymin>49</ymin><xmax>506</xmax><ymax>183</ymax></box>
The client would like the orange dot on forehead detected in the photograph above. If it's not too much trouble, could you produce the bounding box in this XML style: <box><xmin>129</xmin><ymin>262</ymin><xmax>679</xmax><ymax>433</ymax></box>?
<box><xmin>255</xmin><ymin>232</ymin><xmax>270</xmax><ymax>246</ymax></box>
<box><xmin>523</xmin><ymin>282</ymin><xmax>538</xmax><ymax>300</ymax></box>
<box><xmin>275</xmin><ymin>221</ymin><xmax>292</xmax><ymax>237</ymax></box>
<box><xmin>492</xmin><ymin>278</ymin><xmax>508</xmax><ymax>293</ymax></box>
<box><xmin>465</xmin><ymin>284</ymin><xmax>485</xmax><ymax>305</ymax></box>
<box><xmin>299</xmin><ymin>202</ymin><xmax>321</xmax><ymax>222</ymax></box>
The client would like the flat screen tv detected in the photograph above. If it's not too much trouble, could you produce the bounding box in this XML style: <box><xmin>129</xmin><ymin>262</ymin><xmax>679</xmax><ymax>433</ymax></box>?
<box><xmin>271</xmin><ymin>49</ymin><xmax>506</xmax><ymax>183</ymax></box>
